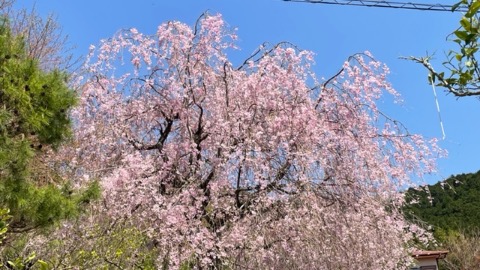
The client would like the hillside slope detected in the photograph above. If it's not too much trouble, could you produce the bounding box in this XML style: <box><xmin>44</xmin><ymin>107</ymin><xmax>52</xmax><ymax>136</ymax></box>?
<box><xmin>404</xmin><ymin>170</ymin><xmax>480</xmax><ymax>232</ymax></box>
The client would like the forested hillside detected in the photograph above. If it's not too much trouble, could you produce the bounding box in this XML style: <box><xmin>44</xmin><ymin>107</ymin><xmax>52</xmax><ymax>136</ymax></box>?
<box><xmin>404</xmin><ymin>171</ymin><xmax>480</xmax><ymax>269</ymax></box>
<box><xmin>404</xmin><ymin>170</ymin><xmax>480</xmax><ymax>232</ymax></box>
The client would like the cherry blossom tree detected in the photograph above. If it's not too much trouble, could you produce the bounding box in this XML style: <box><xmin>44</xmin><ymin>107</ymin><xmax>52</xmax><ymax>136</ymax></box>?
<box><xmin>65</xmin><ymin>13</ymin><xmax>443</xmax><ymax>269</ymax></box>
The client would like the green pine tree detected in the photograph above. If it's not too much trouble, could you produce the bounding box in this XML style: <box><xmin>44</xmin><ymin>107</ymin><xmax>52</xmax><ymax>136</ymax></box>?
<box><xmin>0</xmin><ymin>19</ymin><xmax>98</xmax><ymax>236</ymax></box>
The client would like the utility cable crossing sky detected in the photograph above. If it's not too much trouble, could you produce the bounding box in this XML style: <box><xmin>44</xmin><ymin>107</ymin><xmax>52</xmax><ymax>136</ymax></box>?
<box><xmin>283</xmin><ymin>0</ymin><xmax>468</xmax><ymax>12</ymax></box>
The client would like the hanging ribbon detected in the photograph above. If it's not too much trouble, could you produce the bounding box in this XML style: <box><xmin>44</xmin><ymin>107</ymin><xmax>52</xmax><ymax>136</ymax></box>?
<box><xmin>429</xmin><ymin>74</ymin><xmax>446</xmax><ymax>140</ymax></box>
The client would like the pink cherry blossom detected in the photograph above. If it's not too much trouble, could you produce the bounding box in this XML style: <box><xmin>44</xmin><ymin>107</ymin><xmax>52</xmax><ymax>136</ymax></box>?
<box><xmin>58</xmin><ymin>13</ymin><xmax>443</xmax><ymax>268</ymax></box>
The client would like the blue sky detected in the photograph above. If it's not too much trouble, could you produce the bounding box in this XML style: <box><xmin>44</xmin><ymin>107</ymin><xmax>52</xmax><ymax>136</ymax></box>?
<box><xmin>16</xmin><ymin>0</ymin><xmax>480</xmax><ymax>184</ymax></box>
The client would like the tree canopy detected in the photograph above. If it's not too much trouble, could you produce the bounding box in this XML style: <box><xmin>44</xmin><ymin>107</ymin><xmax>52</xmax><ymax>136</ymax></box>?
<box><xmin>43</xmin><ymin>13</ymin><xmax>443</xmax><ymax>269</ymax></box>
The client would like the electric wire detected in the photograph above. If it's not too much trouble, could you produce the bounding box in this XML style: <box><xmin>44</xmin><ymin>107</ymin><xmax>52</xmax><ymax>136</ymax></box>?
<box><xmin>283</xmin><ymin>0</ymin><xmax>468</xmax><ymax>12</ymax></box>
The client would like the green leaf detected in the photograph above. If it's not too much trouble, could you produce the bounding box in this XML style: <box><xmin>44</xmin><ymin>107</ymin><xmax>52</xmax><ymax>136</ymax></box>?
<box><xmin>459</xmin><ymin>72</ymin><xmax>473</xmax><ymax>85</ymax></box>
<box><xmin>37</xmin><ymin>260</ymin><xmax>49</xmax><ymax>270</ymax></box>
<box><xmin>26</xmin><ymin>252</ymin><xmax>36</xmax><ymax>262</ymax></box>
<box><xmin>460</xmin><ymin>17</ymin><xmax>472</xmax><ymax>31</ymax></box>
<box><xmin>455</xmin><ymin>30</ymin><xmax>469</xmax><ymax>41</ymax></box>
<box><xmin>456</xmin><ymin>54</ymin><xmax>464</xmax><ymax>61</ymax></box>
<box><xmin>466</xmin><ymin>0</ymin><xmax>480</xmax><ymax>18</ymax></box>
<box><xmin>444</xmin><ymin>78</ymin><xmax>458</xmax><ymax>85</ymax></box>
<box><xmin>471</xmin><ymin>24</ymin><xmax>479</xmax><ymax>34</ymax></box>
<box><xmin>465</xmin><ymin>33</ymin><xmax>477</xmax><ymax>44</ymax></box>
<box><xmin>464</xmin><ymin>47</ymin><xmax>479</xmax><ymax>56</ymax></box>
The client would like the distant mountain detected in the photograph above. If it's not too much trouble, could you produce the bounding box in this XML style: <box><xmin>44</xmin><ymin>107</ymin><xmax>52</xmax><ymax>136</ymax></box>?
<box><xmin>404</xmin><ymin>170</ymin><xmax>480</xmax><ymax>233</ymax></box>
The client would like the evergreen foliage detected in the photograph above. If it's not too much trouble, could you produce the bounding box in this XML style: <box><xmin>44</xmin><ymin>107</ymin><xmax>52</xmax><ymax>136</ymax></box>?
<box><xmin>0</xmin><ymin>19</ymin><xmax>92</xmax><ymax>234</ymax></box>
<box><xmin>404</xmin><ymin>170</ymin><xmax>480</xmax><ymax>234</ymax></box>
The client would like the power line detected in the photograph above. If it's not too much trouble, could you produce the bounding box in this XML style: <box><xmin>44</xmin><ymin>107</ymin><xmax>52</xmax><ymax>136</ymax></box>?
<box><xmin>283</xmin><ymin>0</ymin><xmax>468</xmax><ymax>12</ymax></box>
